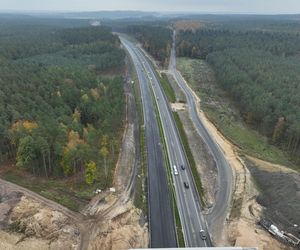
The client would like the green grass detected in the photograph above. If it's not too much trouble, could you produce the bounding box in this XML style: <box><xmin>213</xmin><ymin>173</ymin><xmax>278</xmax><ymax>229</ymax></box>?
<box><xmin>208</xmin><ymin>109</ymin><xmax>292</xmax><ymax>166</ymax></box>
<box><xmin>177</xmin><ymin>57</ymin><xmax>295</xmax><ymax>169</ymax></box>
<box><xmin>3</xmin><ymin>171</ymin><xmax>90</xmax><ymax>211</ymax></box>
<box><xmin>159</xmin><ymin>73</ymin><xmax>176</xmax><ymax>103</ymax></box>
<box><xmin>172</xmin><ymin>190</ymin><xmax>185</xmax><ymax>247</ymax></box>
<box><xmin>142</xmin><ymin>52</ymin><xmax>175</xmax><ymax>103</ymax></box>
<box><xmin>173</xmin><ymin>112</ymin><xmax>205</xmax><ymax>204</ymax></box>
<box><xmin>1</xmin><ymin>141</ymin><xmax>122</xmax><ymax>212</ymax></box>
<box><xmin>157</xmin><ymin>69</ymin><xmax>205</xmax><ymax>203</ymax></box>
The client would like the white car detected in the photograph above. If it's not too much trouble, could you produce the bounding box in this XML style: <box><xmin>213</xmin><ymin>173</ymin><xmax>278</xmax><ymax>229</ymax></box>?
<box><xmin>173</xmin><ymin>165</ymin><xmax>178</xmax><ymax>175</ymax></box>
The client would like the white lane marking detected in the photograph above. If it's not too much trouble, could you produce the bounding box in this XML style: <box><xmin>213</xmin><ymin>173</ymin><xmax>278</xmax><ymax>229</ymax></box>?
<box><xmin>133</xmin><ymin>45</ymin><xmax>206</xmax><ymax>246</ymax></box>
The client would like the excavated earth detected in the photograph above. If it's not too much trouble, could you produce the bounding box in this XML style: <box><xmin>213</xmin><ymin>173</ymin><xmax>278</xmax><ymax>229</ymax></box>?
<box><xmin>0</xmin><ymin>65</ymin><xmax>148</xmax><ymax>250</ymax></box>
<box><xmin>170</xmin><ymin>66</ymin><xmax>298</xmax><ymax>249</ymax></box>
<box><xmin>0</xmin><ymin>188</ymin><xmax>80</xmax><ymax>250</ymax></box>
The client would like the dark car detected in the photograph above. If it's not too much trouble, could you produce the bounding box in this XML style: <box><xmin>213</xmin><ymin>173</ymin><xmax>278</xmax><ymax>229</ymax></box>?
<box><xmin>181</xmin><ymin>164</ymin><xmax>185</xmax><ymax>170</ymax></box>
<box><xmin>200</xmin><ymin>230</ymin><xmax>207</xmax><ymax>240</ymax></box>
<box><xmin>184</xmin><ymin>181</ymin><xmax>189</xmax><ymax>189</ymax></box>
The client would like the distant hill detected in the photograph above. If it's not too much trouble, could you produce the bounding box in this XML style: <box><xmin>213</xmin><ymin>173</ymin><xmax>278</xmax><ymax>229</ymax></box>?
<box><xmin>28</xmin><ymin>11</ymin><xmax>159</xmax><ymax>20</ymax></box>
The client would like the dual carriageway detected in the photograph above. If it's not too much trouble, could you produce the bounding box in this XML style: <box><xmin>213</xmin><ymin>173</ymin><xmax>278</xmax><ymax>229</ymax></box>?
<box><xmin>121</xmin><ymin>35</ymin><xmax>232</xmax><ymax>248</ymax></box>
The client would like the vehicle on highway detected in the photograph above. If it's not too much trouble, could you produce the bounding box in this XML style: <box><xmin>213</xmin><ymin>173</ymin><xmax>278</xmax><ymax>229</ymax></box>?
<box><xmin>173</xmin><ymin>165</ymin><xmax>178</xmax><ymax>175</ymax></box>
<box><xmin>184</xmin><ymin>181</ymin><xmax>189</xmax><ymax>189</ymax></box>
<box><xmin>200</xmin><ymin>230</ymin><xmax>207</xmax><ymax>240</ymax></box>
<box><xmin>181</xmin><ymin>164</ymin><xmax>185</xmax><ymax>170</ymax></box>
<box><xmin>122</xmin><ymin>37</ymin><xmax>212</xmax><ymax>247</ymax></box>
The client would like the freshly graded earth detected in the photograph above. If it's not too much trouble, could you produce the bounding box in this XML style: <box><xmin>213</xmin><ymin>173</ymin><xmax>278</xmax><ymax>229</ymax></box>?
<box><xmin>0</xmin><ymin>64</ymin><xmax>148</xmax><ymax>250</ymax></box>
<box><xmin>245</xmin><ymin>156</ymin><xmax>300</xmax><ymax>238</ymax></box>
<box><xmin>174</xmin><ymin>58</ymin><xmax>298</xmax><ymax>249</ymax></box>
<box><xmin>0</xmin><ymin>189</ymin><xmax>80</xmax><ymax>250</ymax></box>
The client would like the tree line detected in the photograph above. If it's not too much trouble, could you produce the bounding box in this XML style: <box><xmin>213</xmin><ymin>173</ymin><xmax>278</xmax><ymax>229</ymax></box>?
<box><xmin>126</xmin><ymin>24</ymin><xmax>173</xmax><ymax>67</ymax></box>
<box><xmin>176</xmin><ymin>26</ymin><xmax>300</xmax><ymax>163</ymax></box>
<box><xmin>0</xmin><ymin>20</ymin><xmax>125</xmax><ymax>187</ymax></box>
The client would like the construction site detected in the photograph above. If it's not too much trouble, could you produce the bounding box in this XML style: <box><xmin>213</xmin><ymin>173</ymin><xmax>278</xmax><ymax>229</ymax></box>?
<box><xmin>260</xmin><ymin>219</ymin><xmax>300</xmax><ymax>248</ymax></box>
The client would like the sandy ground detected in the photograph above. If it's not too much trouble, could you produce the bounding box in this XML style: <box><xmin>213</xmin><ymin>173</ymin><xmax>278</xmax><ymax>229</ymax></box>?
<box><xmin>223</xmin><ymin>158</ymin><xmax>294</xmax><ymax>250</ymax></box>
<box><xmin>176</xmin><ymin>70</ymin><xmax>294</xmax><ymax>249</ymax></box>
<box><xmin>0</xmin><ymin>231</ymin><xmax>49</xmax><ymax>250</ymax></box>
<box><xmin>167</xmin><ymin>72</ymin><xmax>218</xmax><ymax>207</ymax></box>
<box><xmin>0</xmin><ymin>66</ymin><xmax>148</xmax><ymax>250</ymax></box>
<box><xmin>85</xmin><ymin>197</ymin><xmax>148</xmax><ymax>250</ymax></box>
<box><xmin>0</xmin><ymin>132</ymin><xmax>146</xmax><ymax>250</ymax></box>
<box><xmin>246</xmin><ymin>155</ymin><xmax>298</xmax><ymax>174</ymax></box>
<box><xmin>113</xmin><ymin>123</ymin><xmax>135</xmax><ymax>192</ymax></box>
<box><xmin>177</xmin><ymin>109</ymin><xmax>217</xmax><ymax>207</ymax></box>
<box><xmin>171</xmin><ymin>102</ymin><xmax>186</xmax><ymax>111</ymax></box>
<box><xmin>0</xmin><ymin>192</ymin><xmax>81</xmax><ymax>250</ymax></box>
<box><xmin>191</xmin><ymin>84</ymin><xmax>297</xmax><ymax>249</ymax></box>
<box><xmin>80</xmin><ymin>66</ymin><xmax>148</xmax><ymax>250</ymax></box>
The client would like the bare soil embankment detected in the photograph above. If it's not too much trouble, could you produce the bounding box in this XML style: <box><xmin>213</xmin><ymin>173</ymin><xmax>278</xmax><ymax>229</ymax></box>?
<box><xmin>177</xmin><ymin>109</ymin><xmax>218</xmax><ymax>208</ymax></box>
<box><xmin>175</xmin><ymin>59</ymin><xmax>298</xmax><ymax>249</ymax></box>
<box><xmin>0</xmin><ymin>182</ymin><xmax>81</xmax><ymax>250</ymax></box>
<box><xmin>188</xmin><ymin>80</ymin><xmax>296</xmax><ymax>249</ymax></box>
<box><xmin>79</xmin><ymin>65</ymin><xmax>148</xmax><ymax>250</ymax></box>
<box><xmin>245</xmin><ymin>157</ymin><xmax>300</xmax><ymax>239</ymax></box>
<box><xmin>168</xmin><ymin>73</ymin><xmax>217</xmax><ymax>207</ymax></box>
<box><xmin>0</xmin><ymin>66</ymin><xmax>148</xmax><ymax>250</ymax></box>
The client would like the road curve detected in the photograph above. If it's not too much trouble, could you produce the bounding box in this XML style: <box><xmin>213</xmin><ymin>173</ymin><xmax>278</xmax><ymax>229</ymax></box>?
<box><xmin>169</xmin><ymin>30</ymin><xmax>234</xmax><ymax>239</ymax></box>
<box><xmin>121</xmin><ymin>37</ymin><xmax>177</xmax><ymax>248</ymax></box>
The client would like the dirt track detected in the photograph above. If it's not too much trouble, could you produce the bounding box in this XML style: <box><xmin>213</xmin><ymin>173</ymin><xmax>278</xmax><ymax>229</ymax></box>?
<box><xmin>0</xmin><ymin>182</ymin><xmax>82</xmax><ymax>250</ymax></box>
<box><xmin>0</xmin><ymin>179</ymin><xmax>84</xmax><ymax>222</ymax></box>
<box><xmin>0</xmin><ymin>66</ymin><xmax>148</xmax><ymax>250</ymax></box>
<box><xmin>173</xmin><ymin>61</ymin><xmax>297</xmax><ymax>249</ymax></box>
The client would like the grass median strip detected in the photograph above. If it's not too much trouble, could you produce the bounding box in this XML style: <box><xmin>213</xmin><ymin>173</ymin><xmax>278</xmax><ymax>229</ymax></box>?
<box><xmin>173</xmin><ymin>112</ymin><xmax>205</xmax><ymax>205</ymax></box>
<box><xmin>172</xmin><ymin>192</ymin><xmax>185</xmax><ymax>247</ymax></box>
<box><xmin>149</xmin><ymin>78</ymin><xmax>184</xmax><ymax>247</ymax></box>
<box><xmin>156</xmin><ymin>68</ymin><xmax>205</xmax><ymax>205</ymax></box>
<box><xmin>159</xmin><ymin>73</ymin><xmax>176</xmax><ymax>103</ymax></box>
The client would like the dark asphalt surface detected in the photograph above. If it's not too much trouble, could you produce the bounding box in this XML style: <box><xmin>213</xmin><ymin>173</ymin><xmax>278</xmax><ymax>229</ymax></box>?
<box><xmin>132</xmin><ymin>43</ymin><xmax>212</xmax><ymax>246</ymax></box>
<box><xmin>169</xmin><ymin>30</ymin><xmax>234</xmax><ymax>239</ymax></box>
<box><xmin>121</xmin><ymin>37</ymin><xmax>177</xmax><ymax>248</ymax></box>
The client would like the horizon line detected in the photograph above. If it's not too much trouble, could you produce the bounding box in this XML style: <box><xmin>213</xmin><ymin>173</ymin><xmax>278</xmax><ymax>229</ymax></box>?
<box><xmin>0</xmin><ymin>10</ymin><xmax>300</xmax><ymax>15</ymax></box>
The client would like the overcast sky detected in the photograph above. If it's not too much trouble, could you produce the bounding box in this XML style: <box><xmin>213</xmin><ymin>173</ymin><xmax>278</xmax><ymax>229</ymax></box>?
<box><xmin>1</xmin><ymin>0</ymin><xmax>300</xmax><ymax>14</ymax></box>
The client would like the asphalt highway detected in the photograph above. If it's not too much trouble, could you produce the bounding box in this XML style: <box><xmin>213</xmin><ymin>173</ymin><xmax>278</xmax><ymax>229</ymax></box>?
<box><xmin>121</xmin><ymin>38</ymin><xmax>177</xmax><ymax>248</ymax></box>
<box><xmin>169</xmin><ymin>30</ymin><xmax>234</xmax><ymax>238</ymax></box>
<box><xmin>121</xmin><ymin>36</ymin><xmax>212</xmax><ymax>247</ymax></box>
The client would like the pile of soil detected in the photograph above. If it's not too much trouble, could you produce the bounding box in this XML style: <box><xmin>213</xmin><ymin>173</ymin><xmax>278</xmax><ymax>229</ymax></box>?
<box><xmin>85</xmin><ymin>200</ymin><xmax>148</xmax><ymax>250</ymax></box>
<box><xmin>0</xmin><ymin>189</ymin><xmax>80</xmax><ymax>250</ymax></box>
<box><xmin>0</xmin><ymin>191</ymin><xmax>22</xmax><ymax>229</ymax></box>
